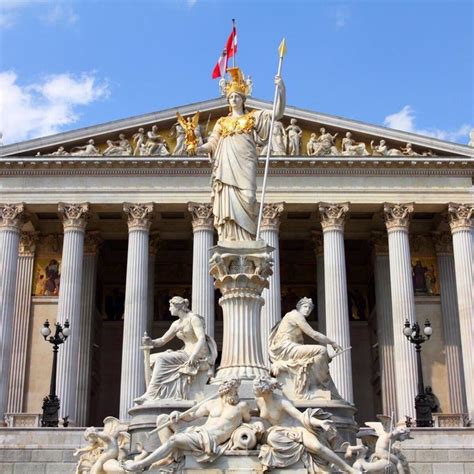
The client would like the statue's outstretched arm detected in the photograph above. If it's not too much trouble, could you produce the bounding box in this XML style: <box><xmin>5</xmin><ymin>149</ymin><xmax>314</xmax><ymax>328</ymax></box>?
<box><xmin>156</xmin><ymin>321</ymin><xmax>178</xmax><ymax>346</ymax></box>
<box><xmin>281</xmin><ymin>397</ymin><xmax>305</xmax><ymax>425</ymax></box>
<box><xmin>293</xmin><ymin>313</ymin><xmax>332</xmax><ymax>345</ymax></box>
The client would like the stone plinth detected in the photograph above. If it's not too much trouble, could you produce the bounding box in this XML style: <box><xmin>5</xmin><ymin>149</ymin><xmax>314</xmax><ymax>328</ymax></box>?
<box><xmin>210</xmin><ymin>240</ymin><xmax>273</xmax><ymax>381</ymax></box>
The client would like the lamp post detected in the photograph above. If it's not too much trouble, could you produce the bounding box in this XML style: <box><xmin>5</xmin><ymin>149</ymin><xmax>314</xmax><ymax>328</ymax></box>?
<box><xmin>40</xmin><ymin>319</ymin><xmax>70</xmax><ymax>427</ymax></box>
<box><xmin>403</xmin><ymin>318</ymin><xmax>433</xmax><ymax>427</ymax></box>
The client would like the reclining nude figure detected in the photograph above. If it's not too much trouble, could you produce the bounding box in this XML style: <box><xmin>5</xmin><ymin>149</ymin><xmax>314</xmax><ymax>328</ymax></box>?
<box><xmin>268</xmin><ymin>297</ymin><xmax>343</xmax><ymax>399</ymax></box>
<box><xmin>254</xmin><ymin>377</ymin><xmax>356</xmax><ymax>473</ymax></box>
<box><xmin>123</xmin><ymin>378</ymin><xmax>251</xmax><ymax>471</ymax></box>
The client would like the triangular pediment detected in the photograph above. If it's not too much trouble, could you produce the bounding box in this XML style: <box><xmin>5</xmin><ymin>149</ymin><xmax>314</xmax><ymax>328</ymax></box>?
<box><xmin>0</xmin><ymin>97</ymin><xmax>472</xmax><ymax>158</ymax></box>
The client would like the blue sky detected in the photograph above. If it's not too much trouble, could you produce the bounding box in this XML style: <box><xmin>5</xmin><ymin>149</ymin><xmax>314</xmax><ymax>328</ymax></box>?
<box><xmin>0</xmin><ymin>0</ymin><xmax>472</xmax><ymax>145</ymax></box>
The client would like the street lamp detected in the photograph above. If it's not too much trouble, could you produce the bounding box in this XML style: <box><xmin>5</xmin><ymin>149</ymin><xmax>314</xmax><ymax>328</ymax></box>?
<box><xmin>403</xmin><ymin>318</ymin><xmax>433</xmax><ymax>427</ymax></box>
<box><xmin>40</xmin><ymin>319</ymin><xmax>70</xmax><ymax>427</ymax></box>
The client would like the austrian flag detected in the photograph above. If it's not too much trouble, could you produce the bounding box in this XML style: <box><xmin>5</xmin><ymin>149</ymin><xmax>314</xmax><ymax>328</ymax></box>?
<box><xmin>212</xmin><ymin>27</ymin><xmax>238</xmax><ymax>79</ymax></box>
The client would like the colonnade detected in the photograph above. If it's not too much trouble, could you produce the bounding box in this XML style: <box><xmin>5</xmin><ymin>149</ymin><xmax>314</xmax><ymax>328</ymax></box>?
<box><xmin>0</xmin><ymin>201</ymin><xmax>472</xmax><ymax>424</ymax></box>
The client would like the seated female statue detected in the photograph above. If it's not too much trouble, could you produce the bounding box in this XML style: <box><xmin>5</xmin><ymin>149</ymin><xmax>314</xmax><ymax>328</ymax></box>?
<box><xmin>134</xmin><ymin>296</ymin><xmax>217</xmax><ymax>403</ymax></box>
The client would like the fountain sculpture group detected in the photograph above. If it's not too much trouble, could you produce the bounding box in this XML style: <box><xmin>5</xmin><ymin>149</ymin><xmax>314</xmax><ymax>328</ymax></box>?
<box><xmin>74</xmin><ymin>68</ymin><xmax>412</xmax><ymax>473</ymax></box>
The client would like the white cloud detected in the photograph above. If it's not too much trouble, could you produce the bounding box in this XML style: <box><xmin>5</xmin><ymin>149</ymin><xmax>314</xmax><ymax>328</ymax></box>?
<box><xmin>0</xmin><ymin>71</ymin><xmax>110</xmax><ymax>144</ymax></box>
<box><xmin>0</xmin><ymin>0</ymin><xmax>78</xmax><ymax>29</ymax></box>
<box><xmin>41</xmin><ymin>3</ymin><xmax>78</xmax><ymax>26</ymax></box>
<box><xmin>335</xmin><ymin>5</ymin><xmax>350</xmax><ymax>30</ymax></box>
<box><xmin>384</xmin><ymin>105</ymin><xmax>472</xmax><ymax>144</ymax></box>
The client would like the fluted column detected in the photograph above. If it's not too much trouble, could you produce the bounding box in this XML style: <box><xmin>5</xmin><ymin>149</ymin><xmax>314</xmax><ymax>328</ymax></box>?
<box><xmin>0</xmin><ymin>204</ymin><xmax>27</xmax><ymax>421</ymax></box>
<box><xmin>120</xmin><ymin>203</ymin><xmax>154</xmax><ymax>420</ymax></box>
<box><xmin>75</xmin><ymin>231</ymin><xmax>101</xmax><ymax>426</ymax></box>
<box><xmin>432</xmin><ymin>231</ymin><xmax>466</xmax><ymax>414</ymax></box>
<box><xmin>211</xmin><ymin>242</ymin><xmax>272</xmax><ymax>381</ymax></box>
<box><xmin>448</xmin><ymin>203</ymin><xmax>474</xmax><ymax>420</ymax></box>
<box><xmin>188</xmin><ymin>203</ymin><xmax>215</xmax><ymax>337</ymax></box>
<box><xmin>311</xmin><ymin>231</ymin><xmax>326</xmax><ymax>334</ymax></box>
<box><xmin>383</xmin><ymin>203</ymin><xmax>417</xmax><ymax>420</ymax></box>
<box><xmin>319</xmin><ymin>202</ymin><xmax>353</xmax><ymax>403</ymax></box>
<box><xmin>371</xmin><ymin>231</ymin><xmax>398</xmax><ymax>418</ymax></box>
<box><xmin>7</xmin><ymin>232</ymin><xmax>39</xmax><ymax>413</ymax></box>
<box><xmin>260</xmin><ymin>202</ymin><xmax>284</xmax><ymax>364</ymax></box>
<box><xmin>56</xmin><ymin>202</ymin><xmax>90</xmax><ymax>424</ymax></box>
<box><xmin>148</xmin><ymin>232</ymin><xmax>159</xmax><ymax>335</ymax></box>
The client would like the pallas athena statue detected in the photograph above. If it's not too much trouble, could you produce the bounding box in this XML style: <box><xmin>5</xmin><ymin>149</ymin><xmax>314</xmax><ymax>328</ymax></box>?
<box><xmin>191</xmin><ymin>67</ymin><xmax>286</xmax><ymax>242</ymax></box>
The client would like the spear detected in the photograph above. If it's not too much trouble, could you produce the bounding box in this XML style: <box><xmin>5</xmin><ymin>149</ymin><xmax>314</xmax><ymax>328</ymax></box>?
<box><xmin>256</xmin><ymin>38</ymin><xmax>287</xmax><ymax>241</ymax></box>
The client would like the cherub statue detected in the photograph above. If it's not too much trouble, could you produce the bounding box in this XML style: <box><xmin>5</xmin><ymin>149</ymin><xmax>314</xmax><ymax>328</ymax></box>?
<box><xmin>268</xmin><ymin>297</ymin><xmax>343</xmax><ymax>400</ymax></box>
<box><xmin>345</xmin><ymin>415</ymin><xmax>412</xmax><ymax>473</ymax></box>
<box><xmin>177</xmin><ymin>111</ymin><xmax>200</xmax><ymax>155</ymax></box>
<box><xmin>123</xmin><ymin>378</ymin><xmax>252</xmax><ymax>472</ymax></box>
<box><xmin>71</xmin><ymin>139</ymin><xmax>101</xmax><ymax>156</ymax></box>
<box><xmin>74</xmin><ymin>416</ymin><xmax>129</xmax><ymax>473</ymax></box>
<box><xmin>341</xmin><ymin>132</ymin><xmax>369</xmax><ymax>156</ymax></box>
<box><xmin>285</xmin><ymin>118</ymin><xmax>303</xmax><ymax>155</ymax></box>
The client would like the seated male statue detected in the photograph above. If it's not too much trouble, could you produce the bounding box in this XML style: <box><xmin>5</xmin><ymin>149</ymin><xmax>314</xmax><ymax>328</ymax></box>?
<box><xmin>123</xmin><ymin>378</ymin><xmax>251</xmax><ymax>472</ymax></box>
<box><xmin>269</xmin><ymin>297</ymin><xmax>343</xmax><ymax>400</ymax></box>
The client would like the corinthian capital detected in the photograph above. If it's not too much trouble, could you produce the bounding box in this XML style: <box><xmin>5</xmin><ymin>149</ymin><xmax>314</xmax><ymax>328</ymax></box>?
<box><xmin>0</xmin><ymin>203</ymin><xmax>27</xmax><ymax>232</ymax></box>
<box><xmin>371</xmin><ymin>231</ymin><xmax>389</xmax><ymax>255</ymax></box>
<box><xmin>260</xmin><ymin>202</ymin><xmax>285</xmax><ymax>232</ymax></box>
<box><xmin>448</xmin><ymin>203</ymin><xmax>473</xmax><ymax>233</ymax></box>
<box><xmin>311</xmin><ymin>230</ymin><xmax>324</xmax><ymax>256</ymax></box>
<box><xmin>188</xmin><ymin>202</ymin><xmax>213</xmax><ymax>232</ymax></box>
<box><xmin>84</xmin><ymin>231</ymin><xmax>102</xmax><ymax>256</ymax></box>
<box><xmin>123</xmin><ymin>202</ymin><xmax>154</xmax><ymax>231</ymax></box>
<box><xmin>383</xmin><ymin>202</ymin><xmax>414</xmax><ymax>232</ymax></box>
<box><xmin>58</xmin><ymin>202</ymin><xmax>90</xmax><ymax>231</ymax></box>
<box><xmin>318</xmin><ymin>202</ymin><xmax>350</xmax><ymax>232</ymax></box>
<box><xmin>19</xmin><ymin>232</ymin><xmax>39</xmax><ymax>256</ymax></box>
<box><xmin>432</xmin><ymin>231</ymin><xmax>453</xmax><ymax>255</ymax></box>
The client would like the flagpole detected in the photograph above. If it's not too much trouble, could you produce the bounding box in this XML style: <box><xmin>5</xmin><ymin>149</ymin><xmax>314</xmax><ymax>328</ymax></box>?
<box><xmin>256</xmin><ymin>39</ymin><xmax>287</xmax><ymax>241</ymax></box>
<box><xmin>232</xmin><ymin>19</ymin><xmax>236</xmax><ymax>68</ymax></box>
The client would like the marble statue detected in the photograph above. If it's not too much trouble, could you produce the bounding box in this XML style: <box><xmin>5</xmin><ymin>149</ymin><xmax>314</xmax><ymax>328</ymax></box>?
<box><xmin>268</xmin><ymin>297</ymin><xmax>343</xmax><ymax>400</ymax></box>
<box><xmin>123</xmin><ymin>378</ymin><xmax>252</xmax><ymax>472</ymax></box>
<box><xmin>74</xmin><ymin>416</ymin><xmax>129</xmax><ymax>473</ymax></box>
<box><xmin>401</xmin><ymin>143</ymin><xmax>421</xmax><ymax>156</ymax></box>
<box><xmin>261</xmin><ymin>120</ymin><xmax>287</xmax><ymax>156</ymax></box>
<box><xmin>49</xmin><ymin>146</ymin><xmax>69</xmax><ymax>156</ymax></box>
<box><xmin>103</xmin><ymin>135</ymin><xmax>132</xmax><ymax>156</ymax></box>
<box><xmin>469</xmin><ymin>129</ymin><xmax>474</xmax><ymax>147</ymax></box>
<box><xmin>370</xmin><ymin>139</ymin><xmax>403</xmax><ymax>156</ymax></box>
<box><xmin>134</xmin><ymin>296</ymin><xmax>217</xmax><ymax>404</ymax></box>
<box><xmin>341</xmin><ymin>132</ymin><xmax>370</xmax><ymax>156</ymax></box>
<box><xmin>313</xmin><ymin>128</ymin><xmax>339</xmax><ymax>156</ymax></box>
<box><xmin>170</xmin><ymin>122</ymin><xmax>186</xmax><ymax>155</ymax></box>
<box><xmin>71</xmin><ymin>139</ymin><xmax>101</xmax><ymax>156</ymax></box>
<box><xmin>345</xmin><ymin>416</ymin><xmax>412</xmax><ymax>473</ymax></box>
<box><xmin>246</xmin><ymin>75</ymin><xmax>253</xmax><ymax>96</ymax></box>
<box><xmin>132</xmin><ymin>128</ymin><xmax>146</xmax><ymax>156</ymax></box>
<box><xmin>254</xmin><ymin>377</ymin><xmax>356</xmax><ymax>474</ymax></box>
<box><xmin>307</xmin><ymin>132</ymin><xmax>319</xmax><ymax>156</ymax></box>
<box><xmin>142</xmin><ymin>125</ymin><xmax>170</xmax><ymax>156</ymax></box>
<box><xmin>286</xmin><ymin>118</ymin><xmax>303</xmax><ymax>155</ymax></box>
<box><xmin>177</xmin><ymin>112</ymin><xmax>200</xmax><ymax>156</ymax></box>
<box><xmin>192</xmin><ymin>67</ymin><xmax>285</xmax><ymax>241</ymax></box>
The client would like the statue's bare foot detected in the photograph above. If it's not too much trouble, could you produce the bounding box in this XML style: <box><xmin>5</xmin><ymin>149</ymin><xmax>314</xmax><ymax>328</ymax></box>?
<box><xmin>133</xmin><ymin>395</ymin><xmax>146</xmax><ymax>405</ymax></box>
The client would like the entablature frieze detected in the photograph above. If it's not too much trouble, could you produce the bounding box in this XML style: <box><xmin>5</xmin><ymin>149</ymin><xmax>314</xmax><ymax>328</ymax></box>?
<box><xmin>0</xmin><ymin>156</ymin><xmax>472</xmax><ymax>178</ymax></box>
